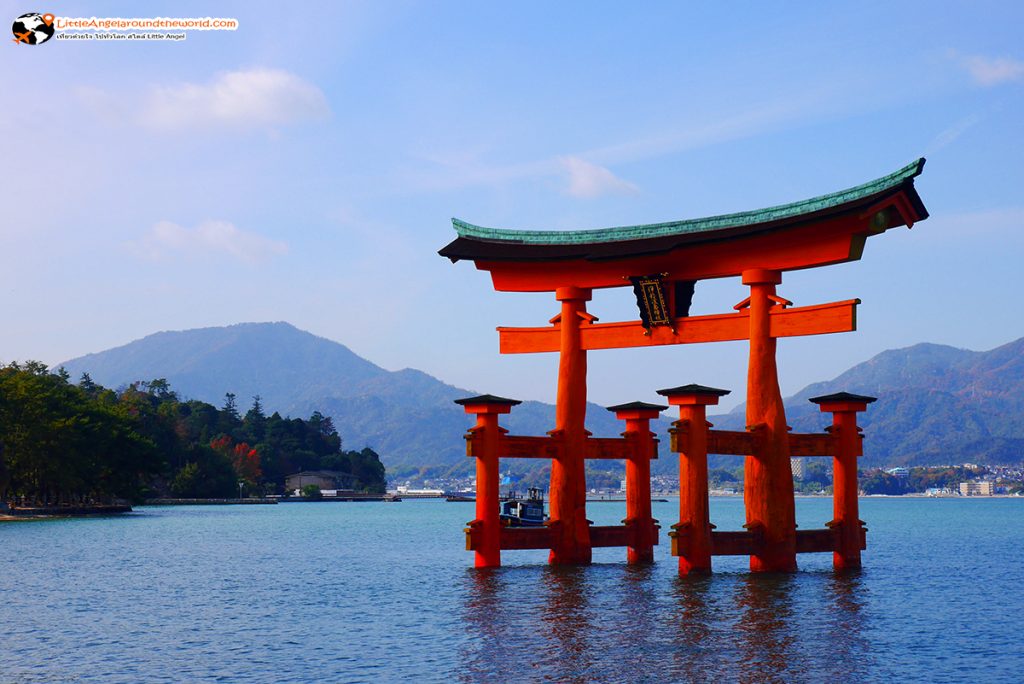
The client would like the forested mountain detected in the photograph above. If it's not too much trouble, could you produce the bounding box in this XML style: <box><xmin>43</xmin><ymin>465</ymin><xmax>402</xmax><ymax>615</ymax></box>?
<box><xmin>58</xmin><ymin>323</ymin><xmax>1024</xmax><ymax>477</ymax></box>
<box><xmin>713</xmin><ymin>338</ymin><xmax>1024</xmax><ymax>466</ymax></box>
<box><xmin>0</xmin><ymin>365</ymin><xmax>386</xmax><ymax>504</ymax></box>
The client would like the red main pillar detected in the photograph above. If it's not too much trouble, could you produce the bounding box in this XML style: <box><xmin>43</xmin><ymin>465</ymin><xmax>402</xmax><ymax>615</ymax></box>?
<box><xmin>608</xmin><ymin>401</ymin><xmax>666</xmax><ymax>564</ymax></box>
<box><xmin>742</xmin><ymin>268</ymin><xmax>797</xmax><ymax>572</ymax></box>
<box><xmin>549</xmin><ymin>286</ymin><xmax>593</xmax><ymax>565</ymax></box>
<box><xmin>659</xmin><ymin>384</ymin><xmax>730</xmax><ymax>575</ymax></box>
<box><xmin>455</xmin><ymin>394</ymin><xmax>520</xmax><ymax>568</ymax></box>
<box><xmin>810</xmin><ymin>392</ymin><xmax>876</xmax><ymax>571</ymax></box>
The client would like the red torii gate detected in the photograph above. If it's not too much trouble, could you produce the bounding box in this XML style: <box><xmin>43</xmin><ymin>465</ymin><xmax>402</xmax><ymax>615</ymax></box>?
<box><xmin>440</xmin><ymin>159</ymin><xmax>928</xmax><ymax>573</ymax></box>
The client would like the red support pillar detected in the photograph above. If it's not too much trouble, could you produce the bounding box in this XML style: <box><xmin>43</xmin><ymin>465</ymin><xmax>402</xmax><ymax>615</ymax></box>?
<box><xmin>549</xmin><ymin>286</ymin><xmax>593</xmax><ymax>565</ymax></box>
<box><xmin>741</xmin><ymin>268</ymin><xmax>797</xmax><ymax>572</ymax></box>
<box><xmin>659</xmin><ymin>384</ymin><xmax>730</xmax><ymax>575</ymax></box>
<box><xmin>455</xmin><ymin>394</ymin><xmax>521</xmax><ymax>568</ymax></box>
<box><xmin>810</xmin><ymin>392</ymin><xmax>876</xmax><ymax>571</ymax></box>
<box><xmin>608</xmin><ymin>401</ymin><xmax>666</xmax><ymax>564</ymax></box>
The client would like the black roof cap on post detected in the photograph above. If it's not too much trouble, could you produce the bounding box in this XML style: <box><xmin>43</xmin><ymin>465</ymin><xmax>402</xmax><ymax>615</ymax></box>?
<box><xmin>656</xmin><ymin>384</ymin><xmax>731</xmax><ymax>397</ymax></box>
<box><xmin>454</xmin><ymin>393</ymin><xmax>522</xmax><ymax>406</ymax></box>
<box><xmin>606</xmin><ymin>401</ymin><xmax>668</xmax><ymax>413</ymax></box>
<box><xmin>808</xmin><ymin>391</ymin><xmax>878</xmax><ymax>404</ymax></box>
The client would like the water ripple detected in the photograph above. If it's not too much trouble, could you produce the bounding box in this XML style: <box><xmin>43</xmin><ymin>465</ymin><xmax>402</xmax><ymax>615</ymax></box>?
<box><xmin>1</xmin><ymin>498</ymin><xmax>1022</xmax><ymax>682</ymax></box>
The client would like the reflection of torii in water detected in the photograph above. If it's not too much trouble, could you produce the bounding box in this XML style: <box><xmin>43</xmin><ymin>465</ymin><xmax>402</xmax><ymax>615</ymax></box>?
<box><xmin>443</xmin><ymin>158</ymin><xmax>929</xmax><ymax>574</ymax></box>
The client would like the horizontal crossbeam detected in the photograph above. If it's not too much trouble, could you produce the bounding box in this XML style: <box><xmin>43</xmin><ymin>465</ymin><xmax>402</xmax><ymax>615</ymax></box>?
<box><xmin>469</xmin><ymin>430</ymin><xmax>842</xmax><ymax>461</ymax></box>
<box><xmin>789</xmin><ymin>432</ymin><xmax>837</xmax><ymax>457</ymax></box>
<box><xmin>498</xmin><ymin>299</ymin><xmax>858</xmax><ymax>354</ymax></box>
<box><xmin>707</xmin><ymin>429</ymin><xmax>762</xmax><ymax>455</ymax></box>
<box><xmin>495</xmin><ymin>526</ymin><xmax>552</xmax><ymax>550</ymax></box>
<box><xmin>795</xmin><ymin>528</ymin><xmax>836</xmax><ymax>554</ymax></box>
<box><xmin>670</xmin><ymin>422</ymin><xmax>765</xmax><ymax>455</ymax></box>
<box><xmin>711</xmin><ymin>530</ymin><xmax>762</xmax><ymax>556</ymax></box>
<box><xmin>466</xmin><ymin>433</ymin><xmax>653</xmax><ymax>460</ymax></box>
<box><xmin>465</xmin><ymin>523</ymin><xmax>660</xmax><ymax>551</ymax></box>
<box><xmin>586</xmin><ymin>437</ymin><xmax>634</xmax><ymax>460</ymax></box>
<box><xmin>501</xmin><ymin>435</ymin><xmax>560</xmax><ymax>459</ymax></box>
<box><xmin>672</xmin><ymin>427</ymin><xmax>841</xmax><ymax>458</ymax></box>
<box><xmin>670</xmin><ymin>526</ymin><xmax>865</xmax><ymax>557</ymax></box>
<box><xmin>592</xmin><ymin>524</ymin><xmax>652</xmax><ymax>548</ymax></box>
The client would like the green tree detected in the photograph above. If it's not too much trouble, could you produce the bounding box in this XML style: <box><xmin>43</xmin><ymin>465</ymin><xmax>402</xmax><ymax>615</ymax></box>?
<box><xmin>1</xmin><ymin>368</ymin><xmax>373</xmax><ymax>503</ymax></box>
<box><xmin>169</xmin><ymin>445</ymin><xmax>237</xmax><ymax>498</ymax></box>
<box><xmin>349</xmin><ymin>447</ymin><xmax>387</xmax><ymax>493</ymax></box>
<box><xmin>78</xmin><ymin>372</ymin><xmax>99</xmax><ymax>397</ymax></box>
<box><xmin>860</xmin><ymin>470</ymin><xmax>903</xmax><ymax>495</ymax></box>
<box><xmin>0</xmin><ymin>362</ymin><xmax>160</xmax><ymax>505</ymax></box>
<box><xmin>170</xmin><ymin>462</ymin><xmax>202</xmax><ymax>497</ymax></box>
<box><xmin>243</xmin><ymin>395</ymin><xmax>267</xmax><ymax>443</ymax></box>
<box><xmin>219</xmin><ymin>392</ymin><xmax>241</xmax><ymax>436</ymax></box>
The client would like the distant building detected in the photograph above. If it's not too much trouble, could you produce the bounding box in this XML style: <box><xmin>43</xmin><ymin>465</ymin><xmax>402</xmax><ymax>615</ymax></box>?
<box><xmin>790</xmin><ymin>458</ymin><xmax>806</xmax><ymax>480</ymax></box>
<box><xmin>886</xmin><ymin>467</ymin><xmax>909</xmax><ymax>480</ymax></box>
<box><xmin>396</xmin><ymin>486</ymin><xmax>445</xmax><ymax>496</ymax></box>
<box><xmin>286</xmin><ymin>470</ymin><xmax>359</xmax><ymax>492</ymax></box>
<box><xmin>959</xmin><ymin>481</ymin><xmax>994</xmax><ymax>496</ymax></box>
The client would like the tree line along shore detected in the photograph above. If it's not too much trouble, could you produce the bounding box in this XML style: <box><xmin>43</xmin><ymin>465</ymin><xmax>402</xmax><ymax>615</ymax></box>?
<box><xmin>0</xmin><ymin>362</ymin><xmax>386</xmax><ymax>511</ymax></box>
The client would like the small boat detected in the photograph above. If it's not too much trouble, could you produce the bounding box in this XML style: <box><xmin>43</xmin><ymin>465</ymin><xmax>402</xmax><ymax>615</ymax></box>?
<box><xmin>500</xmin><ymin>487</ymin><xmax>547</xmax><ymax>527</ymax></box>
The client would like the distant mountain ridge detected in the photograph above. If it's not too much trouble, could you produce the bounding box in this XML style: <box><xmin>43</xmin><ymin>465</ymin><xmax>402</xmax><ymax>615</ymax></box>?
<box><xmin>61</xmin><ymin>322</ymin><xmax>392</xmax><ymax>415</ymax></box>
<box><xmin>58</xmin><ymin>322</ymin><xmax>1024</xmax><ymax>474</ymax></box>
<box><xmin>712</xmin><ymin>338</ymin><xmax>1024</xmax><ymax>466</ymax></box>
<box><xmin>58</xmin><ymin>322</ymin><xmax>628</xmax><ymax>478</ymax></box>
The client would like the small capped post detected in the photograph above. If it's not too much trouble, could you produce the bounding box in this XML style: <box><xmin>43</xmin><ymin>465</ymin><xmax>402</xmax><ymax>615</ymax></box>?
<box><xmin>607</xmin><ymin>401</ymin><xmax>667</xmax><ymax>564</ymax></box>
<box><xmin>455</xmin><ymin>394</ymin><xmax>521</xmax><ymax>568</ymax></box>
<box><xmin>809</xmin><ymin>391</ymin><xmax>876</xmax><ymax>571</ymax></box>
<box><xmin>657</xmin><ymin>384</ymin><xmax>730</xmax><ymax>575</ymax></box>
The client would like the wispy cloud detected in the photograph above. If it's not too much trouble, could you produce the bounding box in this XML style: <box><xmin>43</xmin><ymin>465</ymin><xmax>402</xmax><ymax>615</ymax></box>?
<box><xmin>78</xmin><ymin>68</ymin><xmax>330</xmax><ymax>132</ymax></box>
<box><xmin>926</xmin><ymin>112</ymin><xmax>984</xmax><ymax>154</ymax></box>
<box><xmin>134</xmin><ymin>220</ymin><xmax>288</xmax><ymax>263</ymax></box>
<box><xmin>399</xmin><ymin>89</ymin><xmax>833</xmax><ymax>195</ymax></box>
<box><xmin>559</xmin><ymin>156</ymin><xmax>638</xmax><ymax>198</ymax></box>
<box><xmin>141</xmin><ymin>68</ymin><xmax>330</xmax><ymax>130</ymax></box>
<box><xmin>955</xmin><ymin>52</ymin><xmax>1024</xmax><ymax>86</ymax></box>
<box><xmin>624</xmin><ymin>96</ymin><xmax>856</xmax><ymax>170</ymax></box>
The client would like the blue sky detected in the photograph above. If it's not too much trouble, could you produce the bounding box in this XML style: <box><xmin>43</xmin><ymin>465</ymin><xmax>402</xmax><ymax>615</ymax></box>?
<box><xmin>2</xmin><ymin>1</ymin><xmax>1022</xmax><ymax>410</ymax></box>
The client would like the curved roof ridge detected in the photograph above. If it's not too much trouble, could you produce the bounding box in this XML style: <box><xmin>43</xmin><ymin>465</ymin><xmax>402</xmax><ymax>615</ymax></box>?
<box><xmin>452</xmin><ymin>158</ymin><xmax>925</xmax><ymax>246</ymax></box>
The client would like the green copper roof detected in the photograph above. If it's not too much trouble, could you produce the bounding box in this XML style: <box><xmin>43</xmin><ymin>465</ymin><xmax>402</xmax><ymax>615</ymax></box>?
<box><xmin>452</xmin><ymin>158</ymin><xmax>925</xmax><ymax>245</ymax></box>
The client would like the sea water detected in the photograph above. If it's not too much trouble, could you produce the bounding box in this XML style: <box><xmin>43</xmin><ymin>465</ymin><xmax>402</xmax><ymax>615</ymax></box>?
<box><xmin>2</xmin><ymin>497</ymin><xmax>1022</xmax><ymax>682</ymax></box>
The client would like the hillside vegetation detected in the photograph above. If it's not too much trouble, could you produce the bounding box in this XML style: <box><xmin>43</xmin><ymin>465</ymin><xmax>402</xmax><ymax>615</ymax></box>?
<box><xmin>0</xmin><ymin>363</ymin><xmax>385</xmax><ymax>504</ymax></box>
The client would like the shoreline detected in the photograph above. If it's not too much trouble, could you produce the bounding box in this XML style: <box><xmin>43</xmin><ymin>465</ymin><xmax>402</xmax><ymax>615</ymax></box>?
<box><xmin>0</xmin><ymin>504</ymin><xmax>133</xmax><ymax>521</ymax></box>
<box><xmin>143</xmin><ymin>498</ymin><xmax>278</xmax><ymax>506</ymax></box>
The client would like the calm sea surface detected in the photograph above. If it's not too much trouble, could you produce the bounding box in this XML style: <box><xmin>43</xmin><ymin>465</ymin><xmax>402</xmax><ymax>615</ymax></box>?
<box><xmin>2</xmin><ymin>497</ymin><xmax>1022</xmax><ymax>683</ymax></box>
